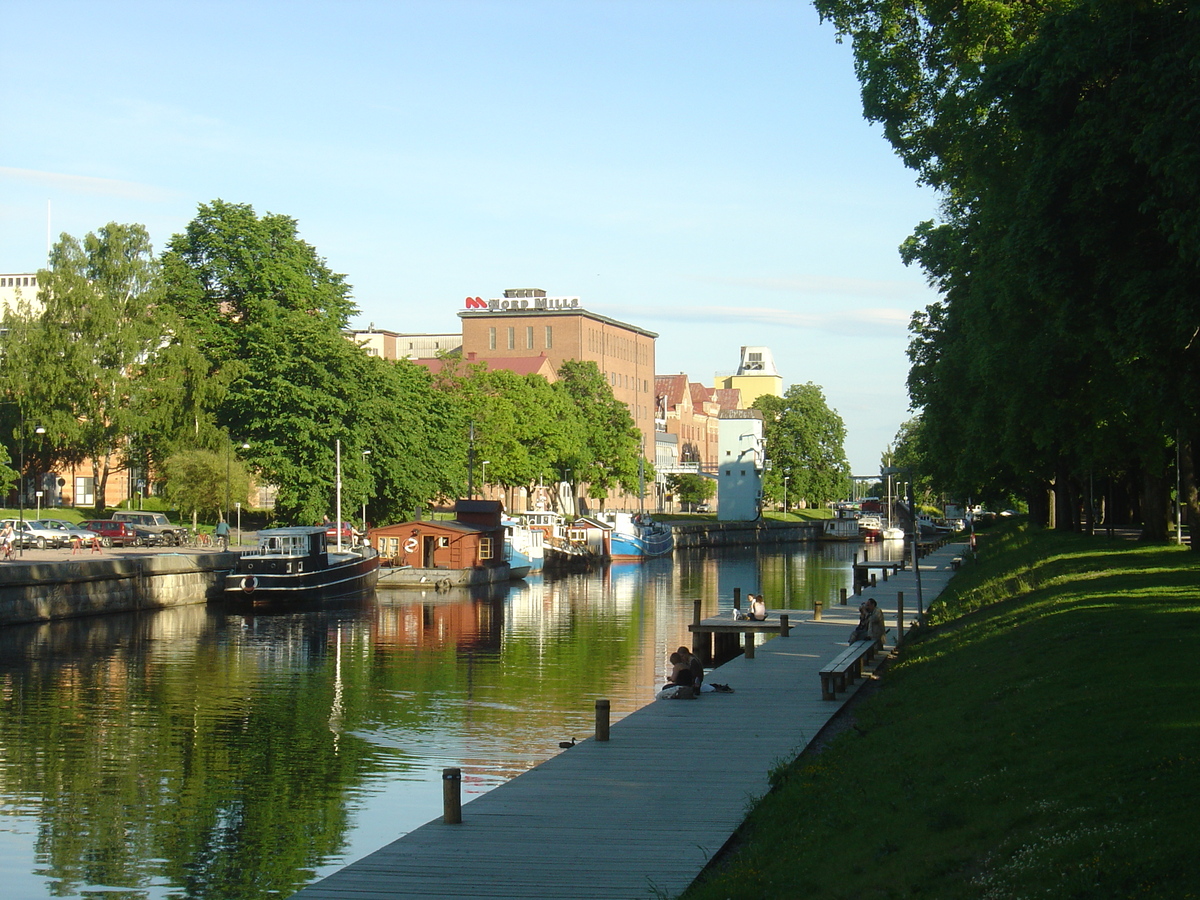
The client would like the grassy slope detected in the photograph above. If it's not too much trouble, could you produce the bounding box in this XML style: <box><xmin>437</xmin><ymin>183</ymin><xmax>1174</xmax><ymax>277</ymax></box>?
<box><xmin>682</xmin><ymin>524</ymin><xmax>1199</xmax><ymax>899</ymax></box>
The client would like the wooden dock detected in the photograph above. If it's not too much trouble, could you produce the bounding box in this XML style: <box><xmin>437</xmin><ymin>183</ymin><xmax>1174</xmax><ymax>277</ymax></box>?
<box><xmin>291</xmin><ymin>542</ymin><xmax>967</xmax><ymax>900</ymax></box>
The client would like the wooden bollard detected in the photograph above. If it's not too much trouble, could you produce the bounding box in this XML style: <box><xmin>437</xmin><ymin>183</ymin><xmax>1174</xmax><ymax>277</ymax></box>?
<box><xmin>442</xmin><ymin>767</ymin><xmax>462</xmax><ymax>824</ymax></box>
<box><xmin>780</xmin><ymin>614</ymin><xmax>790</xmax><ymax>636</ymax></box>
<box><xmin>744</xmin><ymin>632</ymin><xmax>755</xmax><ymax>659</ymax></box>
<box><xmin>897</xmin><ymin>592</ymin><xmax>904</xmax><ymax>643</ymax></box>
<box><xmin>595</xmin><ymin>699</ymin><xmax>610</xmax><ymax>742</ymax></box>
<box><xmin>693</xmin><ymin>599</ymin><xmax>701</xmax><ymax>626</ymax></box>
<box><xmin>840</xmin><ymin>587</ymin><xmax>847</xmax><ymax>605</ymax></box>
<box><xmin>870</xmin><ymin>573</ymin><xmax>877</xmax><ymax>588</ymax></box>
<box><xmin>733</xmin><ymin>587</ymin><xmax>741</xmax><ymax>612</ymax></box>
<box><xmin>813</xmin><ymin>599</ymin><xmax>822</xmax><ymax>621</ymax></box>
<box><xmin>882</xmin><ymin>567</ymin><xmax>889</xmax><ymax>581</ymax></box>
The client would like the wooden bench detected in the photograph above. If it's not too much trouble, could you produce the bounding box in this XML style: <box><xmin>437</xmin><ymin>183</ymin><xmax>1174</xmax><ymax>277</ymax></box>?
<box><xmin>951</xmin><ymin>556</ymin><xmax>963</xmax><ymax>570</ymax></box>
<box><xmin>819</xmin><ymin>630</ymin><xmax>891</xmax><ymax>700</ymax></box>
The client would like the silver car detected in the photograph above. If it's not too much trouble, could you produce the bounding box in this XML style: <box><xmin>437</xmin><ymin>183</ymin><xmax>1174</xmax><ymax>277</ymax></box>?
<box><xmin>1</xmin><ymin>518</ymin><xmax>66</xmax><ymax>550</ymax></box>
<box><xmin>35</xmin><ymin>519</ymin><xmax>99</xmax><ymax>547</ymax></box>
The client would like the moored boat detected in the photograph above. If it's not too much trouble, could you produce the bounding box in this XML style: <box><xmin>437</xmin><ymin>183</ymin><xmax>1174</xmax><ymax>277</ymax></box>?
<box><xmin>820</xmin><ymin>506</ymin><xmax>861</xmax><ymax>541</ymax></box>
<box><xmin>594</xmin><ymin>511</ymin><xmax>674</xmax><ymax>560</ymax></box>
<box><xmin>225</xmin><ymin>526</ymin><xmax>379</xmax><ymax>606</ymax></box>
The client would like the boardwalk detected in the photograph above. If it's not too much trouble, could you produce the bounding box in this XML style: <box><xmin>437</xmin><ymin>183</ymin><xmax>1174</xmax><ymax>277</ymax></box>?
<box><xmin>293</xmin><ymin>542</ymin><xmax>966</xmax><ymax>900</ymax></box>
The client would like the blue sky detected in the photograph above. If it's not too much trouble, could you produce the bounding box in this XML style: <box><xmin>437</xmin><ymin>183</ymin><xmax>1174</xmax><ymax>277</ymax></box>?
<box><xmin>0</xmin><ymin>0</ymin><xmax>940</xmax><ymax>474</ymax></box>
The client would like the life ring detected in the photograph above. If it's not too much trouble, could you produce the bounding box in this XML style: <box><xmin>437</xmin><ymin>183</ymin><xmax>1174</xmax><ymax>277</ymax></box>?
<box><xmin>404</xmin><ymin>537</ymin><xmax>419</xmax><ymax>553</ymax></box>
<box><xmin>241</xmin><ymin>575</ymin><xmax>258</xmax><ymax>593</ymax></box>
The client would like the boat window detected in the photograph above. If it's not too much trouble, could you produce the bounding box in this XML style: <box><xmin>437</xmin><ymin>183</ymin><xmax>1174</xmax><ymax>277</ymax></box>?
<box><xmin>479</xmin><ymin>537</ymin><xmax>493</xmax><ymax>560</ymax></box>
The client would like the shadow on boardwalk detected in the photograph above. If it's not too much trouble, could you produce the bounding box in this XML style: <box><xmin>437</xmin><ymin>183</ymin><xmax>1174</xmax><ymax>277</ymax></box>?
<box><xmin>291</xmin><ymin>544</ymin><xmax>965</xmax><ymax>900</ymax></box>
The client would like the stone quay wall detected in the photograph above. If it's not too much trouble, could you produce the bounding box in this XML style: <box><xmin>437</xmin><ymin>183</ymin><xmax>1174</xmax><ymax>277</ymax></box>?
<box><xmin>670</xmin><ymin>520</ymin><xmax>823</xmax><ymax>548</ymax></box>
<box><xmin>0</xmin><ymin>553</ymin><xmax>237</xmax><ymax>626</ymax></box>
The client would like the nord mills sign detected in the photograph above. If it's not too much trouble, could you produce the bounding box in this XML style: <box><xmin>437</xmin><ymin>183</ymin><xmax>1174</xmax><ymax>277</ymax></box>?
<box><xmin>464</xmin><ymin>296</ymin><xmax>582</xmax><ymax>312</ymax></box>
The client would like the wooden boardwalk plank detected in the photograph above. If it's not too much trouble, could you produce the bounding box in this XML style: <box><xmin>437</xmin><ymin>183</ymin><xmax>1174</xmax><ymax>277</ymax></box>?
<box><xmin>292</xmin><ymin>543</ymin><xmax>966</xmax><ymax>900</ymax></box>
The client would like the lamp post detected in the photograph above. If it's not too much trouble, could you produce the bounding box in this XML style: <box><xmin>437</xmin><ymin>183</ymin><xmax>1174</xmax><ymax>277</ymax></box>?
<box><xmin>225</xmin><ymin>440</ymin><xmax>248</xmax><ymax>527</ymax></box>
<box><xmin>235</xmin><ymin>501</ymin><xmax>242</xmax><ymax>547</ymax></box>
<box><xmin>361</xmin><ymin>449</ymin><xmax>372</xmax><ymax>534</ymax></box>
<box><xmin>882</xmin><ymin>465</ymin><xmax>924</xmax><ymax>618</ymax></box>
<box><xmin>480</xmin><ymin>460</ymin><xmax>490</xmax><ymax>499</ymax></box>
<box><xmin>17</xmin><ymin>419</ymin><xmax>46</xmax><ymax>558</ymax></box>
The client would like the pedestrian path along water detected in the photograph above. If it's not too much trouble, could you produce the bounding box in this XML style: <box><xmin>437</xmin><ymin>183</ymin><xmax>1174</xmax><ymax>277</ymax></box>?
<box><xmin>292</xmin><ymin>542</ymin><xmax>966</xmax><ymax>900</ymax></box>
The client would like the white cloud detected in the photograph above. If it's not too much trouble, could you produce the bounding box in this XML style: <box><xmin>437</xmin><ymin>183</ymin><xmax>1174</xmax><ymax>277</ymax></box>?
<box><xmin>0</xmin><ymin>167</ymin><xmax>178</xmax><ymax>203</ymax></box>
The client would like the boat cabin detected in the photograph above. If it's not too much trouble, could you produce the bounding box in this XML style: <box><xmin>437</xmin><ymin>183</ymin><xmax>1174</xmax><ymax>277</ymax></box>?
<box><xmin>369</xmin><ymin>500</ymin><xmax>506</xmax><ymax>572</ymax></box>
<box><xmin>241</xmin><ymin>526</ymin><xmax>329</xmax><ymax>573</ymax></box>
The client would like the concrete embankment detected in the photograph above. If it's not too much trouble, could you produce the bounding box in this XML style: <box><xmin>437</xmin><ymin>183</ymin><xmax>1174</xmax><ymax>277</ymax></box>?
<box><xmin>0</xmin><ymin>552</ymin><xmax>237</xmax><ymax>626</ymax></box>
<box><xmin>670</xmin><ymin>519</ymin><xmax>823</xmax><ymax>548</ymax></box>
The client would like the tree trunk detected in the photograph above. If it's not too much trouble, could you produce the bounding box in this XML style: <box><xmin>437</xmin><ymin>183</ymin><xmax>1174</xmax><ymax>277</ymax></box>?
<box><xmin>1141</xmin><ymin>466</ymin><xmax>1169</xmax><ymax>541</ymax></box>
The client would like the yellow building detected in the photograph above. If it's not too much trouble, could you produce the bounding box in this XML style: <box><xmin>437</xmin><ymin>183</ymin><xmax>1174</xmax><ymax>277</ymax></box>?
<box><xmin>714</xmin><ymin>346</ymin><xmax>783</xmax><ymax>407</ymax></box>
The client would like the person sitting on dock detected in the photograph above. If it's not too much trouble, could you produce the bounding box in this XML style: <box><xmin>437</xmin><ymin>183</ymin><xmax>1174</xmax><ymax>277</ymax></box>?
<box><xmin>666</xmin><ymin>652</ymin><xmax>691</xmax><ymax>687</ymax></box>
<box><xmin>678</xmin><ymin>646</ymin><xmax>705</xmax><ymax>692</ymax></box>
<box><xmin>747</xmin><ymin>594</ymin><xmax>767</xmax><ymax>621</ymax></box>
<box><xmin>866</xmin><ymin>597</ymin><xmax>886</xmax><ymax>650</ymax></box>
<box><xmin>850</xmin><ymin>600</ymin><xmax>871</xmax><ymax>643</ymax></box>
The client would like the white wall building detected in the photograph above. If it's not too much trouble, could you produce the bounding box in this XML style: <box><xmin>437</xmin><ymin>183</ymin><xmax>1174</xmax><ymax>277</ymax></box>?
<box><xmin>716</xmin><ymin>409</ymin><xmax>764</xmax><ymax>521</ymax></box>
<box><xmin>0</xmin><ymin>273</ymin><xmax>42</xmax><ymax>317</ymax></box>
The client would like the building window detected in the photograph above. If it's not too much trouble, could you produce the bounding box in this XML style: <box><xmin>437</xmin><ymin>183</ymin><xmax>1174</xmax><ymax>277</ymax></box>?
<box><xmin>479</xmin><ymin>536</ymin><xmax>494</xmax><ymax>560</ymax></box>
<box><xmin>546</xmin><ymin>326</ymin><xmax>553</xmax><ymax>349</ymax></box>
<box><xmin>489</xmin><ymin>327</ymin><xmax>496</xmax><ymax>350</ymax></box>
<box><xmin>526</xmin><ymin>326</ymin><xmax>534</xmax><ymax>349</ymax></box>
<box><xmin>75</xmin><ymin>476</ymin><xmax>95</xmax><ymax>507</ymax></box>
<box><xmin>507</xmin><ymin>327</ymin><xmax>515</xmax><ymax>350</ymax></box>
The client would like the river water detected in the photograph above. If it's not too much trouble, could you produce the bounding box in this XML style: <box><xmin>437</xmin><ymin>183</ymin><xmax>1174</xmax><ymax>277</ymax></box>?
<box><xmin>0</xmin><ymin>540</ymin><xmax>887</xmax><ymax>900</ymax></box>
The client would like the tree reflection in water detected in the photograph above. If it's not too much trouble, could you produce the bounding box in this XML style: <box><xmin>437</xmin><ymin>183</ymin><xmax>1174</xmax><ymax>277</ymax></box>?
<box><xmin>0</xmin><ymin>542</ymin><xmax>861</xmax><ymax>899</ymax></box>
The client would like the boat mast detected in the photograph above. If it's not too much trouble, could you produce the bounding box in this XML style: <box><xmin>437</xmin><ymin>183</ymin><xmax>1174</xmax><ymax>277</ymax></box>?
<box><xmin>336</xmin><ymin>439</ymin><xmax>343</xmax><ymax>553</ymax></box>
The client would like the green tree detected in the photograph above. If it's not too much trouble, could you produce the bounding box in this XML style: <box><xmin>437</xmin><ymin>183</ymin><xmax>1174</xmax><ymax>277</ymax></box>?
<box><xmin>555</xmin><ymin>360</ymin><xmax>646</xmax><ymax>506</ymax></box>
<box><xmin>755</xmin><ymin>384</ymin><xmax>850</xmax><ymax>508</ymax></box>
<box><xmin>160</xmin><ymin>447</ymin><xmax>251</xmax><ymax>524</ymax></box>
<box><xmin>668</xmin><ymin>473</ymin><xmax>715</xmax><ymax>510</ymax></box>
<box><xmin>6</xmin><ymin>223</ymin><xmax>193</xmax><ymax>514</ymax></box>
<box><xmin>162</xmin><ymin>201</ymin><xmax>461</xmax><ymax>526</ymax></box>
<box><xmin>816</xmin><ymin>0</ymin><xmax>1200</xmax><ymax>537</ymax></box>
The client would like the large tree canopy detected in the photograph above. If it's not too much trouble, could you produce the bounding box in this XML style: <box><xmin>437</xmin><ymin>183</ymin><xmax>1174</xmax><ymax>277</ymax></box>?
<box><xmin>816</xmin><ymin>0</ymin><xmax>1200</xmax><ymax>536</ymax></box>
<box><xmin>4</xmin><ymin>223</ymin><xmax>198</xmax><ymax>513</ymax></box>
<box><xmin>755</xmin><ymin>383</ymin><xmax>850</xmax><ymax>508</ymax></box>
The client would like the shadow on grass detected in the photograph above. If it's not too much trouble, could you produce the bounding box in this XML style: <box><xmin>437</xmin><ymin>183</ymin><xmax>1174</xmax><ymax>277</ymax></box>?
<box><xmin>681</xmin><ymin>523</ymin><xmax>1200</xmax><ymax>900</ymax></box>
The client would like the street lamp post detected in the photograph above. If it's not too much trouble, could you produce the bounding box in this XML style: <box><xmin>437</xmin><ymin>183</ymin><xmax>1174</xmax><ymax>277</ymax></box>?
<box><xmin>17</xmin><ymin>419</ymin><xmax>46</xmax><ymax>558</ymax></box>
<box><xmin>882</xmin><ymin>465</ymin><xmax>924</xmax><ymax>619</ymax></box>
<box><xmin>225</xmin><ymin>440</ymin><xmax>248</xmax><ymax>527</ymax></box>
<box><xmin>235</xmin><ymin>501</ymin><xmax>242</xmax><ymax>547</ymax></box>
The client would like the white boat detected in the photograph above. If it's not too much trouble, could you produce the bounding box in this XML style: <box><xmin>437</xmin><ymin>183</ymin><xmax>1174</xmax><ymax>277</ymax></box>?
<box><xmin>514</xmin><ymin>510</ymin><xmax>595</xmax><ymax>567</ymax></box>
<box><xmin>503</xmin><ymin>515</ymin><xmax>544</xmax><ymax>574</ymax></box>
<box><xmin>821</xmin><ymin>506</ymin><xmax>860</xmax><ymax>541</ymax></box>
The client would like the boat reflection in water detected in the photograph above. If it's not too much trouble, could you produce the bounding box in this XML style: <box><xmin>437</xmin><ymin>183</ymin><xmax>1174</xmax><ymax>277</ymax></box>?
<box><xmin>0</xmin><ymin>541</ymin><xmax>867</xmax><ymax>900</ymax></box>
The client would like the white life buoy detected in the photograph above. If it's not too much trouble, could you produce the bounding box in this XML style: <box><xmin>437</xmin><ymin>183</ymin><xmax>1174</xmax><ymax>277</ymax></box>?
<box><xmin>242</xmin><ymin>575</ymin><xmax>258</xmax><ymax>593</ymax></box>
<box><xmin>404</xmin><ymin>537</ymin><xmax>419</xmax><ymax>553</ymax></box>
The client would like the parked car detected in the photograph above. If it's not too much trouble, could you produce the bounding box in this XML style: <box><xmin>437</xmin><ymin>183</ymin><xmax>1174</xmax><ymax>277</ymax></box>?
<box><xmin>325</xmin><ymin>521</ymin><xmax>356</xmax><ymax>541</ymax></box>
<box><xmin>110</xmin><ymin>511</ymin><xmax>187</xmax><ymax>545</ymax></box>
<box><xmin>0</xmin><ymin>519</ymin><xmax>36</xmax><ymax>550</ymax></box>
<box><xmin>36</xmin><ymin>519</ymin><xmax>100</xmax><ymax>547</ymax></box>
<box><xmin>1</xmin><ymin>518</ymin><xmax>69</xmax><ymax>549</ymax></box>
<box><xmin>82</xmin><ymin>519</ymin><xmax>142</xmax><ymax>547</ymax></box>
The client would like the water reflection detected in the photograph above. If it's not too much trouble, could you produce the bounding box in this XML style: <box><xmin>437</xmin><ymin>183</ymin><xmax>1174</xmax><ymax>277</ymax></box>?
<box><xmin>0</xmin><ymin>540</ymin><xmax>876</xmax><ymax>900</ymax></box>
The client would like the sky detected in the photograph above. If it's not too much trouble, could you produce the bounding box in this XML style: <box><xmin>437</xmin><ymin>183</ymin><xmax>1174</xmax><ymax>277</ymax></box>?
<box><xmin>0</xmin><ymin>0</ymin><xmax>941</xmax><ymax>475</ymax></box>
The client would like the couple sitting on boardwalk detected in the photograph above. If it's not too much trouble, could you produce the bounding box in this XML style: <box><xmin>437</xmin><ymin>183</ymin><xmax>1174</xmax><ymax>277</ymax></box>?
<box><xmin>850</xmin><ymin>598</ymin><xmax>886</xmax><ymax>649</ymax></box>
<box><xmin>657</xmin><ymin>646</ymin><xmax>733</xmax><ymax>699</ymax></box>
<box><xmin>735</xmin><ymin>593</ymin><xmax>767</xmax><ymax>621</ymax></box>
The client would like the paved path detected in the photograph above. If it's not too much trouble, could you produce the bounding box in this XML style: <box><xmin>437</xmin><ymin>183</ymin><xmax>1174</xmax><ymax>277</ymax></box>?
<box><xmin>292</xmin><ymin>542</ymin><xmax>967</xmax><ymax>900</ymax></box>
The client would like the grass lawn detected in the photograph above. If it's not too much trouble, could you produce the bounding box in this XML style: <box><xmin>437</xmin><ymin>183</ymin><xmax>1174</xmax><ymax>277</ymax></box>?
<box><xmin>681</xmin><ymin>523</ymin><xmax>1199</xmax><ymax>899</ymax></box>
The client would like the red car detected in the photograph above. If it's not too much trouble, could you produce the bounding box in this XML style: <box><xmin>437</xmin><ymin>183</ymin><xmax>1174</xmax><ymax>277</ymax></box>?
<box><xmin>325</xmin><ymin>521</ymin><xmax>356</xmax><ymax>541</ymax></box>
<box><xmin>82</xmin><ymin>519</ymin><xmax>142</xmax><ymax>547</ymax></box>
